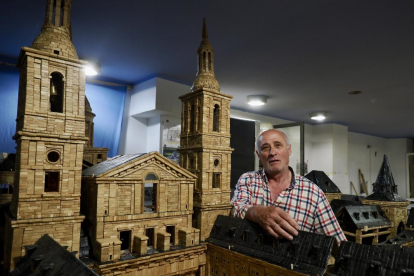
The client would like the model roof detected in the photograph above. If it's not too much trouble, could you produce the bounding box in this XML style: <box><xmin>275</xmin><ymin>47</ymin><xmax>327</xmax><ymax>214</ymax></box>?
<box><xmin>407</xmin><ymin>208</ymin><xmax>414</xmax><ymax>228</ymax></box>
<box><xmin>206</xmin><ymin>215</ymin><xmax>335</xmax><ymax>276</ymax></box>
<box><xmin>376</xmin><ymin>230</ymin><xmax>414</xmax><ymax>249</ymax></box>
<box><xmin>330</xmin><ymin>199</ymin><xmax>362</xmax><ymax>216</ymax></box>
<box><xmin>82</xmin><ymin>151</ymin><xmax>196</xmax><ymax>179</ymax></box>
<box><xmin>10</xmin><ymin>234</ymin><xmax>98</xmax><ymax>276</ymax></box>
<box><xmin>305</xmin><ymin>170</ymin><xmax>341</xmax><ymax>193</ymax></box>
<box><xmin>364</xmin><ymin>155</ymin><xmax>407</xmax><ymax>202</ymax></box>
<box><xmin>329</xmin><ymin>241</ymin><xmax>414</xmax><ymax>275</ymax></box>
<box><xmin>82</xmin><ymin>154</ymin><xmax>146</xmax><ymax>177</ymax></box>
<box><xmin>336</xmin><ymin>205</ymin><xmax>390</xmax><ymax>230</ymax></box>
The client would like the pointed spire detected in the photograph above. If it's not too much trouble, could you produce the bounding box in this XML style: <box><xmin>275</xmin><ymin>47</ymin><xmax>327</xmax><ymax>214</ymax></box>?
<box><xmin>365</xmin><ymin>155</ymin><xmax>407</xmax><ymax>202</ymax></box>
<box><xmin>191</xmin><ymin>18</ymin><xmax>220</xmax><ymax>92</ymax></box>
<box><xmin>202</xmin><ymin>17</ymin><xmax>208</xmax><ymax>40</ymax></box>
<box><xmin>375</xmin><ymin>155</ymin><xmax>396</xmax><ymax>186</ymax></box>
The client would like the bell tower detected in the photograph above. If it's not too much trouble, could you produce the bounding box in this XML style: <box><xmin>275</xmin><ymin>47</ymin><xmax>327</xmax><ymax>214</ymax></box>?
<box><xmin>4</xmin><ymin>0</ymin><xmax>87</xmax><ymax>272</ymax></box>
<box><xmin>179</xmin><ymin>18</ymin><xmax>233</xmax><ymax>241</ymax></box>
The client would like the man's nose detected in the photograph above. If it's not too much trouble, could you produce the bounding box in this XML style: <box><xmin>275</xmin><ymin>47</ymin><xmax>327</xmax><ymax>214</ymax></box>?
<box><xmin>268</xmin><ymin>146</ymin><xmax>276</xmax><ymax>155</ymax></box>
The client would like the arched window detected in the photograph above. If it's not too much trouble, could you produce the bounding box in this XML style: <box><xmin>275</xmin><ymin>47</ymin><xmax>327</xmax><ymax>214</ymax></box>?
<box><xmin>50</xmin><ymin>72</ymin><xmax>64</xmax><ymax>113</ymax></box>
<box><xmin>60</xmin><ymin>0</ymin><xmax>65</xmax><ymax>27</ymax></box>
<box><xmin>203</xmin><ymin>52</ymin><xmax>206</xmax><ymax>71</ymax></box>
<box><xmin>213</xmin><ymin>104</ymin><xmax>220</xmax><ymax>132</ymax></box>
<box><xmin>190</xmin><ymin>104</ymin><xmax>195</xmax><ymax>132</ymax></box>
<box><xmin>144</xmin><ymin>173</ymin><xmax>158</xmax><ymax>213</ymax></box>
<box><xmin>208</xmin><ymin>52</ymin><xmax>212</xmax><ymax>71</ymax></box>
<box><xmin>198</xmin><ymin>105</ymin><xmax>202</xmax><ymax>130</ymax></box>
<box><xmin>145</xmin><ymin>173</ymin><xmax>158</xmax><ymax>181</ymax></box>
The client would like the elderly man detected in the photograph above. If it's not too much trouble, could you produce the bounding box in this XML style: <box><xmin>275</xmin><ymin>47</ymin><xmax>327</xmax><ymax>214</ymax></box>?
<box><xmin>231</xmin><ymin>129</ymin><xmax>346</xmax><ymax>243</ymax></box>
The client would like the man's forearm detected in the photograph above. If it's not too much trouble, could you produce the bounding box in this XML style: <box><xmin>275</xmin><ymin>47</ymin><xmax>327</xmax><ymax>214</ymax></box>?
<box><xmin>245</xmin><ymin>205</ymin><xmax>263</xmax><ymax>224</ymax></box>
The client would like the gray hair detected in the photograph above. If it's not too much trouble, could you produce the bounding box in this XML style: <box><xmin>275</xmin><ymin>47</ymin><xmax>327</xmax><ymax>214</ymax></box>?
<box><xmin>255</xmin><ymin>129</ymin><xmax>290</xmax><ymax>151</ymax></box>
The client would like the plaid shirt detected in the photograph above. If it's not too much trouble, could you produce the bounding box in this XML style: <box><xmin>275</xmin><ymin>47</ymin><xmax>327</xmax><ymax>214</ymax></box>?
<box><xmin>231</xmin><ymin>168</ymin><xmax>347</xmax><ymax>243</ymax></box>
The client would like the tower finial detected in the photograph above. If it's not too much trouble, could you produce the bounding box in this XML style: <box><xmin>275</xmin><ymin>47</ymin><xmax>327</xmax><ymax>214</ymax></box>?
<box><xmin>202</xmin><ymin>17</ymin><xmax>208</xmax><ymax>40</ymax></box>
<box><xmin>191</xmin><ymin>18</ymin><xmax>220</xmax><ymax>92</ymax></box>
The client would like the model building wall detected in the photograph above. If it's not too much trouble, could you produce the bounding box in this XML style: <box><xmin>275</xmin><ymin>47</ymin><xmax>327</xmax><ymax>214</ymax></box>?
<box><xmin>81</xmin><ymin>152</ymin><xmax>199</xmax><ymax>262</ymax></box>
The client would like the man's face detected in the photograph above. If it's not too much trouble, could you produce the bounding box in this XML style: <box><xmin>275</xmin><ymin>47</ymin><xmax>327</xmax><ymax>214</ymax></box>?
<box><xmin>256</xmin><ymin>130</ymin><xmax>291</xmax><ymax>175</ymax></box>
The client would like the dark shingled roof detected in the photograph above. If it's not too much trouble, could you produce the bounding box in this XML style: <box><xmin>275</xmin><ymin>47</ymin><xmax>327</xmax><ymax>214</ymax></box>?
<box><xmin>10</xmin><ymin>234</ymin><xmax>98</xmax><ymax>276</ymax></box>
<box><xmin>407</xmin><ymin>208</ymin><xmax>414</xmax><ymax>228</ymax></box>
<box><xmin>364</xmin><ymin>155</ymin><xmax>407</xmax><ymax>202</ymax></box>
<box><xmin>376</xmin><ymin>230</ymin><xmax>414</xmax><ymax>249</ymax></box>
<box><xmin>330</xmin><ymin>199</ymin><xmax>362</xmax><ymax>216</ymax></box>
<box><xmin>206</xmin><ymin>215</ymin><xmax>335</xmax><ymax>276</ymax></box>
<box><xmin>340</xmin><ymin>194</ymin><xmax>365</xmax><ymax>201</ymax></box>
<box><xmin>82</xmin><ymin>154</ymin><xmax>146</xmax><ymax>177</ymax></box>
<box><xmin>329</xmin><ymin>241</ymin><xmax>414</xmax><ymax>275</ymax></box>
<box><xmin>305</xmin><ymin>170</ymin><xmax>341</xmax><ymax>193</ymax></box>
<box><xmin>336</xmin><ymin>205</ymin><xmax>390</xmax><ymax>231</ymax></box>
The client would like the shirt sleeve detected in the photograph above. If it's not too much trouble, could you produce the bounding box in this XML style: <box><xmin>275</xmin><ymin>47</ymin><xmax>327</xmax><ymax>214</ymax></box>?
<box><xmin>314</xmin><ymin>191</ymin><xmax>347</xmax><ymax>244</ymax></box>
<box><xmin>231</xmin><ymin>173</ymin><xmax>254</xmax><ymax>219</ymax></box>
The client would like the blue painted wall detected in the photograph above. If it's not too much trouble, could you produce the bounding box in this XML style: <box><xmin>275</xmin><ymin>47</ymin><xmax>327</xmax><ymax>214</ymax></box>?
<box><xmin>0</xmin><ymin>66</ymin><xmax>126</xmax><ymax>157</ymax></box>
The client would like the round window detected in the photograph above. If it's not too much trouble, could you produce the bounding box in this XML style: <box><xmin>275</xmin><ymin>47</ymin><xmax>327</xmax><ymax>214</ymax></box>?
<box><xmin>47</xmin><ymin>151</ymin><xmax>60</xmax><ymax>163</ymax></box>
<box><xmin>214</xmin><ymin>159</ymin><xmax>219</xmax><ymax>167</ymax></box>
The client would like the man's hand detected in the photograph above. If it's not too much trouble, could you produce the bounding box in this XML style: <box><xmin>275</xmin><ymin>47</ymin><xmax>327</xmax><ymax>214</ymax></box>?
<box><xmin>246</xmin><ymin>205</ymin><xmax>299</xmax><ymax>240</ymax></box>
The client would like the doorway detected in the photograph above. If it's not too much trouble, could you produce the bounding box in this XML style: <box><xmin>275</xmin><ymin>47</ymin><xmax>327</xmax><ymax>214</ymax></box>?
<box><xmin>146</xmin><ymin>228</ymin><xmax>155</xmax><ymax>248</ymax></box>
<box><xmin>120</xmin><ymin>230</ymin><xmax>131</xmax><ymax>250</ymax></box>
<box><xmin>166</xmin><ymin>225</ymin><xmax>175</xmax><ymax>245</ymax></box>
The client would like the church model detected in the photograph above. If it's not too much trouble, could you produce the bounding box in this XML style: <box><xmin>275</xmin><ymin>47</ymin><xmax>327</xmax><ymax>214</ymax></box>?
<box><xmin>4</xmin><ymin>0</ymin><xmax>87</xmax><ymax>272</ymax></box>
<box><xmin>3</xmin><ymin>1</ymin><xmax>414</xmax><ymax>276</ymax></box>
<box><xmin>178</xmin><ymin>18</ymin><xmax>234</xmax><ymax>241</ymax></box>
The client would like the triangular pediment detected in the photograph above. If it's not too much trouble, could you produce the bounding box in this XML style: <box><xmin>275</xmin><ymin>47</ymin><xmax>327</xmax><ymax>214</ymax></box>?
<box><xmin>82</xmin><ymin>151</ymin><xmax>196</xmax><ymax>180</ymax></box>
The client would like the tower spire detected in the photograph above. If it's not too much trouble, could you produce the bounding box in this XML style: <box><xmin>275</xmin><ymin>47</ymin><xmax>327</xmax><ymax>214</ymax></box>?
<box><xmin>191</xmin><ymin>18</ymin><xmax>220</xmax><ymax>92</ymax></box>
<box><xmin>31</xmin><ymin>0</ymin><xmax>78</xmax><ymax>59</ymax></box>
<box><xmin>202</xmin><ymin>17</ymin><xmax>208</xmax><ymax>40</ymax></box>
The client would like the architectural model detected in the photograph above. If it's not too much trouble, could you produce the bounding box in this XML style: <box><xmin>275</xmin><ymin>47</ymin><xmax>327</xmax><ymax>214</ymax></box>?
<box><xmin>3</xmin><ymin>0</ymin><xmax>414</xmax><ymax>276</ymax></box>
<box><xmin>305</xmin><ymin>170</ymin><xmax>342</xmax><ymax>203</ymax></box>
<box><xmin>4</xmin><ymin>0</ymin><xmax>87</xmax><ymax>272</ymax></box>
<box><xmin>207</xmin><ymin>215</ymin><xmax>336</xmax><ymax>276</ymax></box>
<box><xmin>362</xmin><ymin>155</ymin><xmax>410</xmax><ymax>238</ymax></box>
<box><xmin>178</xmin><ymin>18</ymin><xmax>234</xmax><ymax>241</ymax></box>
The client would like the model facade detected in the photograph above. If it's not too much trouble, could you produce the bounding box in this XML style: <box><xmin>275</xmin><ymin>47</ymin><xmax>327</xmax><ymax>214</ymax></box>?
<box><xmin>81</xmin><ymin>152</ymin><xmax>206</xmax><ymax>275</ymax></box>
<box><xmin>179</xmin><ymin>18</ymin><xmax>234</xmax><ymax>241</ymax></box>
<box><xmin>3</xmin><ymin>0</ymin><xmax>87</xmax><ymax>272</ymax></box>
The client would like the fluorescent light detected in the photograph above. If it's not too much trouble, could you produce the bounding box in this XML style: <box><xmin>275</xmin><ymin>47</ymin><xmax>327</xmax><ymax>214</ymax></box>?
<box><xmin>247</xmin><ymin>95</ymin><xmax>268</xmax><ymax>106</ymax></box>
<box><xmin>84</xmin><ymin>61</ymin><xmax>100</xmax><ymax>76</ymax></box>
<box><xmin>309</xmin><ymin>111</ymin><xmax>327</xmax><ymax>121</ymax></box>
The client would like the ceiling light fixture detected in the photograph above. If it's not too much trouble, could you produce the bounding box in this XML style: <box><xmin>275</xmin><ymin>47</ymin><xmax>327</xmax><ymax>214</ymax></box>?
<box><xmin>84</xmin><ymin>61</ymin><xmax>100</xmax><ymax>76</ymax></box>
<box><xmin>348</xmin><ymin>90</ymin><xmax>362</xmax><ymax>95</ymax></box>
<box><xmin>247</xmin><ymin>95</ymin><xmax>268</xmax><ymax>106</ymax></box>
<box><xmin>309</xmin><ymin>111</ymin><xmax>327</xmax><ymax>121</ymax></box>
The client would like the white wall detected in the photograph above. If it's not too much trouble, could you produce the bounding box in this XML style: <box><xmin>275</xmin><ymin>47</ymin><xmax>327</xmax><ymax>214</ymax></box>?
<box><xmin>119</xmin><ymin>86</ymin><xmax>149</xmax><ymax>154</ymax></box>
<box><xmin>387</xmin><ymin>139</ymin><xmax>413</xmax><ymax>198</ymax></box>
<box><xmin>118</xmin><ymin>78</ymin><xmax>413</xmax><ymax>198</ymax></box>
<box><xmin>147</xmin><ymin>116</ymin><xmax>162</xmax><ymax>152</ymax></box>
<box><xmin>156</xmin><ymin>78</ymin><xmax>188</xmax><ymax>115</ymax></box>
<box><xmin>348</xmin><ymin>132</ymin><xmax>388</xmax><ymax>196</ymax></box>
<box><xmin>129</xmin><ymin>78</ymin><xmax>157</xmax><ymax>115</ymax></box>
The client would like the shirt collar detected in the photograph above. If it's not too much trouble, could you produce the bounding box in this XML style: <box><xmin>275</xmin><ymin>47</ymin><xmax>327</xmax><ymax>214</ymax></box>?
<box><xmin>260</xmin><ymin>166</ymin><xmax>296</xmax><ymax>190</ymax></box>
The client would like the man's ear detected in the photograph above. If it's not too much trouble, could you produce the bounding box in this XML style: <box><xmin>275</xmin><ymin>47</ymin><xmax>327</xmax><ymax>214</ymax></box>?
<box><xmin>288</xmin><ymin>144</ymin><xmax>292</xmax><ymax>156</ymax></box>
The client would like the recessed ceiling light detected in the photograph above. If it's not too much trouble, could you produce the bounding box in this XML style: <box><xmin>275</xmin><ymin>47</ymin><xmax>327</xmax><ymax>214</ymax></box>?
<box><xmin>246</xmin><ymin>95</ymin><xmax>268</xmax><ymax>106</ymax></box>
<box><xmin>348</xmin><ymin>91</ymin><xmax>362</xmax><ymax>95</ymax></box>
<box><xmin>309</xmin><ymin>111</ymin><xmax>327</xmax><ymax>121</ymax></box>
<box><xmin>83</xmin><ymin>61</ymin><xmax>101</xmax><ymax>76</ymax></box>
